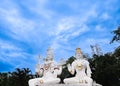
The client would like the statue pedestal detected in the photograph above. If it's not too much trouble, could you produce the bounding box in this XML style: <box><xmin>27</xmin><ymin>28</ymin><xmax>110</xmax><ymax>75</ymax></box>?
<box><xmin>36</xmin><ymin>85</ymin><xmax>88</xmax><ymax>86</ymax></box>
<box><xmin>35</xmin><ymin>83</ymin><xmax>102</xmax><ymax>86</ymax></box>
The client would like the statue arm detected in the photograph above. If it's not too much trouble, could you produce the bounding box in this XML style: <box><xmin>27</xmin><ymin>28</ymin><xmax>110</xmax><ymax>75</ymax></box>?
<box><xmin>86</xmin><ymin>61</ymin><xmax>92</xmax><ymax>77</ymax></box>
<box><xmin>35</xmin><ymin>64</ymin><xmax>44</xmax><ymax>76</ymax></box>
<box><xmin>58</xmin><ymin>66</ymin><xmax>62</xmax><ymax>75</ymax></box>
<box><xmin>68</xmin><ymin>62</ymin><xmax>75</xmax><ymax>75</ymax></box>
<box><xmin>55</xmin><ymin>66</ymin><xmax>62</xmax><ymax>75</ymax></box>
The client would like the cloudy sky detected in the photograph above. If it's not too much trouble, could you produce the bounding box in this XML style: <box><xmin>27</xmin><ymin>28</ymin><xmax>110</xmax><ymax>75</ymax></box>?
<box><xmin>0</xmin><ymin>0</ymin><xmax>120</xmax><ymax>72</ymax></box>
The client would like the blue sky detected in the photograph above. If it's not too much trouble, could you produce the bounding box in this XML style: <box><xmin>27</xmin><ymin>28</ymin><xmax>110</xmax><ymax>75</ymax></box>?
<box><xmin>0</xmin><ymin>0</ymin><xmax>120</xmax><ymax>72</ymax></box>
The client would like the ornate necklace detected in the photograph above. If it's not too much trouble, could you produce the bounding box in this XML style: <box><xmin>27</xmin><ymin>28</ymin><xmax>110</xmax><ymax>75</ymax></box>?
<box><xmin>76</xmin><ymin>60</ymin><xmax>83</xmax><ymax>70</ymax></box>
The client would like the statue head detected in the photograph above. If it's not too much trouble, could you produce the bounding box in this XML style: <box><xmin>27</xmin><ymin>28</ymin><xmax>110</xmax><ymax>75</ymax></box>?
<box><xmin>44</xmin><ymin>47</ymin><xmax>54</xmax><ymax>64</ymax></box>
<box><xmin>46</xmin><ymin>47</ymin><xmax>54</xmax><ymax>59</ymax></box>
<box><xmin>75</xmin><ymin>48</ymin><xmax>84</xmax><ymax>59</ymax></box>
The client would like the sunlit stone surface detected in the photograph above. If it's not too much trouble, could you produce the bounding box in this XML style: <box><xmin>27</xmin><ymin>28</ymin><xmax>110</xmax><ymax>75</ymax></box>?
<box><xmin>64</xmin><ymin>48</ymin><xmax>102</xmax><ymax>86</ymax></box>
<box><xmin>28</xmin><ymin>47</ymin><xmax>102</xmax><ymax>86</ymax></box>
<box><xmin>28</xmin><ymin>47</ymin><xmax>62</xmax><ymax>86</ymax></box>
<box><xmin>31</xmin><ymin>82</ymin><xmax>102</xmax><ymax>86</ymax></box>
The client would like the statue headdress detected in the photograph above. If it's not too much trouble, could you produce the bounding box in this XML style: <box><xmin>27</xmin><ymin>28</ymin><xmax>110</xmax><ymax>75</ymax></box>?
<box><xmin>75</xmin><ymin>48</ymin><xmax>83</xmax><ymax>55</ymax></box>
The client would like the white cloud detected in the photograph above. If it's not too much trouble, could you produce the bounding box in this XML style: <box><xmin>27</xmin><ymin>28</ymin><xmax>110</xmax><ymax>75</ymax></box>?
<box><xmin>101</xmin><ymin>13</ymin><xmax>110</xmax><ymax>20</ymax></box>
<box><xmin>49</xmin><ymin>16</ymin><xmax>90</xmax><ymax>56</ymax></box>
<box><xmin>0</xmin><ymin>5</ymin><xmax>47</xmax><ymax>49</ymax></box>
<box><xmin>0</xmin><ymin>0</ymin><xmax>97</xmax><ymax>46</ymax></box>
<box><xmin>0</xmin><ymin>41</ymin><xmax>21</xmax><ymax>51</ymax></box>
<box><xmin>0</xmin><ymin>3</ymin><xmax>37</xmax><ymax>40</ymax></box>
<box><xmin>0</xmin><ymin>7</ymin><xmax>36</xmax><ymax>38</ymax></box>
<box><xmin>56</xmin><ymin>18</ymin><xmax>74</xmax><ymax>34</ymax></box>
<box><xmin>0</xmin><ymin>39</ymin><xmax>35</xmax><ymax>66</ymax></box>
<box><xmin>20</xmin><ymin>0</ymin><xmax>54</xmax><ymax>19</ymax></box>
<box><xmin>95</xmin><ymin>25</ymin><xmax>107</xmax><ymax>32</ymax></box>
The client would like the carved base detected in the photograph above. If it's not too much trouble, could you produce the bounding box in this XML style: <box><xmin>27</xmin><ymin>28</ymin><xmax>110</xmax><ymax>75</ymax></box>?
<box><xmin>34</xmin><ymin>83</ymin><xmax>102</xmax><ymax>86</ymax></box>
<box><xmin>35</xmin><ymin>85</ymin><xmax>88</xmax><ymax>86</ymax></box>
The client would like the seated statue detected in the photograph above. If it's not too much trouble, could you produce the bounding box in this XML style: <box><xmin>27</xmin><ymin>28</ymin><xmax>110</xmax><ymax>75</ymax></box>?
<box><xmin>28</xmin><ymin>48</ymin><xmax>62</xmax><ymax>86</ymax></box>
<box><xmin>64</xmin><ymin>48</ymin><xmax>93</xmax><ymax>86</ymax></box>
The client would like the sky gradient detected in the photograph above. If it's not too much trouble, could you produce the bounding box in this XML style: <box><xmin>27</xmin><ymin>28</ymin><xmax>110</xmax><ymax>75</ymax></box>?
<box><xmin>0</xmin><ymin>0</ymin><xmax>120</xmax><ymax>72</ymax></box>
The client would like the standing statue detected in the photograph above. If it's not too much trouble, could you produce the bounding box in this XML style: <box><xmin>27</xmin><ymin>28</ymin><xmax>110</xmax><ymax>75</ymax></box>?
<box><xmin>28</xmin><ymin>47</ymin><xmax>62</xmax><ymax>86</ymax></box>
<box><xmin>64</xmin><ymin>48</ymin><xmax>93</xmax><ymax>86</ymax></box>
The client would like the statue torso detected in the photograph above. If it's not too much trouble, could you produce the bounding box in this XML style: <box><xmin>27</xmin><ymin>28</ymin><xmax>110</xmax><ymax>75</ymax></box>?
<box><xmin>73</xmin><ymin>59</ymin><xmax>89</xmax><ymax>78</ymax></box>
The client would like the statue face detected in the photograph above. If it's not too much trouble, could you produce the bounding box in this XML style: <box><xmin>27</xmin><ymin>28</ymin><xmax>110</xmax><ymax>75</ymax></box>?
<box><xmin>75</xmin><ymin>52</ymin><xmax>83</xmax><ymax>59</ymax></box>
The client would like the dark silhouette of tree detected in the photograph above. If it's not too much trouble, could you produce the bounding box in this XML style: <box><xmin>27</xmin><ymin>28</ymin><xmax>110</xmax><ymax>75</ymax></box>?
<box><xmin>110</xmin><ymin>26</ymin><xmax>120</xmax><ymax>43</ymax></box>
<box><xmin>9</xmin><ymin>68</ymin><xmax>33</xmax><ymax>86</ymax></box>
<box><xmin>113</xmin><ymin>46</ymin><xmax>120</xmax><ymax>58</ymax></box>
<box><xmin>90</xmin><ymin>53</ymin><xmax>120</xmax><ymax>86</ymax></box>
<box><xmin>0</xmin><ymin>73</ymin><xmax>10</xmax><ymax>86</ymax></box>
<box><xmin>0</xmin><ymin>68</ymin><xmax>34</xmax><ymax>86</ymax></box>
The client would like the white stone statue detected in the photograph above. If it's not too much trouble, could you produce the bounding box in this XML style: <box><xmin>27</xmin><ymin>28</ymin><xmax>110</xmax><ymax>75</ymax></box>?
<box><xmin>64</xmin><ymin>48</ymin><xmax>93</xmax><ymax>86</ymax></box>
<box><xmin>28</xmin><ymin>47</ymin><xmax>62</xmax><ymax>86</ymax></box>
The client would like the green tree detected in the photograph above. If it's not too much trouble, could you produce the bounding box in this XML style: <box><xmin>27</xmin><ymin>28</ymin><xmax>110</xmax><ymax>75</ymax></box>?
<box><xmin>0</xmin><ymin>73</ymin><xmax>10</xmax><ymax>86</ymax></box>
<box><xmin>9</xmin><ymin>68</ymin><xmax>33</xmax><ymax>86</ymax></box>
<box><xmin>91</xmin><ymin>53</ymin><xmax>120</xmax><ymax>86</ymax></box>
<box><xmin>110</xmin><ymin>26</ymin><xmax>120</xmax><ymax>43</ymax></box>
<box><xmin>0</xmin><ymin>68</ymin><xmax>33</xmax><ymax>86</ymax></box>
<box><xmin>113</xmin><ymin>46</ymin><xmax>120</xmax><ymax>58</ymax></box>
